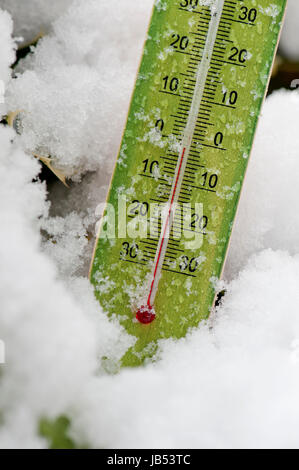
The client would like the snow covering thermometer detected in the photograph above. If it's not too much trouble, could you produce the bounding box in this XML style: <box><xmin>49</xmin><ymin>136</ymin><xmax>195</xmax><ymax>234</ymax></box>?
<box><xmin>90</xmin><ymin>0</ymin><xmax>287</xmax><ymax>367</ymax></box>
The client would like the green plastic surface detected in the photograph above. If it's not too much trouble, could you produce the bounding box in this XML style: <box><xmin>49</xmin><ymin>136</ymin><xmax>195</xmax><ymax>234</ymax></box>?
<box><xmin>90</xmin><ymin>0</ymin><xmax>287</xmax><ymax>367</ymax></box>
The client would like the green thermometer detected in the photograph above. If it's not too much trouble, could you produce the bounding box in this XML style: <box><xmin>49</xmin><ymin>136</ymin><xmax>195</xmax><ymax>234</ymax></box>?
<box><xmin>90</xmin><ymin>0</ymin><xmax>287</xmax><ymax>367</ymax></box>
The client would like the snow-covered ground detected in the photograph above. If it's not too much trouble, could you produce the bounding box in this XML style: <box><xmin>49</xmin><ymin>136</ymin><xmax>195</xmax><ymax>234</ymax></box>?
<box><xmin>1</xmin><ymin>0</ymin><xmax>299</xmax><ymax>449</ymax></box>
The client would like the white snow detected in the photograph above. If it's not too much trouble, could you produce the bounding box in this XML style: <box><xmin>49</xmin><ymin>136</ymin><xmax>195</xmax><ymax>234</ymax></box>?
<box><xmin>0</xmin><ymin>9</ymin><xmax>15</xmax><ymax>117</ymax></box>
<box><xmin>0</xmin><ymin>125</ymin><xmax>133</xmax><ymax>448</ymax></box>
<box><xmin>74</xmin><ymin>249</ymin><xmax>299</xmax><ymax>448</ymax></box>
<box><xmin>0</xmin><ymin>0</ymin><xmax>299</xmax><ymax>450</ymax></box>
<box><xmin>225</xmin><ymin>89</ymin><xmax>299</xmax><ymax>279</ymax></box>
<box><xmin>6</xmin><ymin>0</ymin><xmax>154</xmax><ymax>180</ymax></box>
<box><xmin>0</xmin><ymin>0</ymin><xmax>73</xmax><ymax>45</ymax></box>
<box><xmin>279</xmin><ymin>0</ymin><xmax>299</xmax><ymax>60</ymax></box>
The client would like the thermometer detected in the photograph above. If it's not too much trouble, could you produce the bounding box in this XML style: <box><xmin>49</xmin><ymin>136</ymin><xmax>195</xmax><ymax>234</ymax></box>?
<box><xmin>90</xmin><ymin>0</ymin><xmax>287</xmax><ymax>367</ymax></box>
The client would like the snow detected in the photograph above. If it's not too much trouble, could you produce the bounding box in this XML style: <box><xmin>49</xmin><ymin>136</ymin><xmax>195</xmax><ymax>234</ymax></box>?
<box><xmin>0</xmin><ymin>9</ymin><xmax>15</xmax><ymax>117</ymax></box>
<box><xmin>0</xmin><ymin>0</ymin><xmax>73</xmax><ymax>45</ymax></box>
<box><xmin>225</xmin><ymin>89</ymin><xmax>299</xmax><ymax>279</ymax></box>
<box><xmin>74</xmin><ymin>249</ymin><xmax>299</xmax><ymax>448</ymax></box>
<box><xmin>279</xmin><ymin>0</ymin><xmax>299</xmax><ymax>60</ymax></box>
<box><xmin>0</xmin><ymin>125</ymin><xmax>132</xmax><ymax>448</ymax></box>
<box><xmin>1</xmin><ymin>0</ymin><xmax>299</xmax><ymax>449</ymax></box>
<box><xmin>6</xmin><ymin>0</ymin><xmax>154</xmax><ymax>180</ymax></box>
